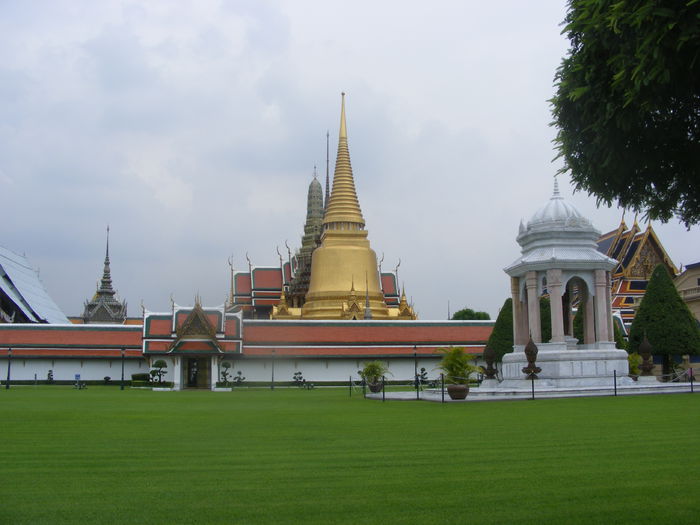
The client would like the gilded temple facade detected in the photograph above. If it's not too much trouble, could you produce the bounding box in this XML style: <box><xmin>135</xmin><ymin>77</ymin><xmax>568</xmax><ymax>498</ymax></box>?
<box><xmin>596</xmin><ymin>218</ymin><xmax>678</xmax><ymax>328</ymax></box>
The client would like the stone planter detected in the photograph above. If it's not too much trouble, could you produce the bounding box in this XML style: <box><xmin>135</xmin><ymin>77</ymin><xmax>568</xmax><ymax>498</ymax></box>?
<box><xmin>446</xmin><ymin>384</ymin><xmax>469</xmax><ymax>400</ymax></box>
<box><xmin>367</xmin><ymin>382</ymin><xmax>383</xmax><ymax>393</ymax></box>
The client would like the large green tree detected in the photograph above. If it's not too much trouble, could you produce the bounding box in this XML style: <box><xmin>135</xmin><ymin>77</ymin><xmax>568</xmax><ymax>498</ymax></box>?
<box><xmin>551</xmin><ymin>0</ymin><xmax>700</xmax><ymax>226</ymax></box>
<box><xmin>628</xmin><ymin>264</ymin><xmax>700</xmax><ymax>373</ymax></box>
<box><xmin>486</xmin><ymin>298</ymin><xmax>514</xmax><ymax>361</ymax></box>
<box><xmin>452</xmin><ymin>307</ymin><xmax>490</xmax><ymax>321</ymax></box>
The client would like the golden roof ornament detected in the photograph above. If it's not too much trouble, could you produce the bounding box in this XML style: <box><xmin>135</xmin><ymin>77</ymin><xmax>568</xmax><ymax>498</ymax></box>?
<box><xmin>322</xmin><ymin>92</ymin><xmax>365</xmax><ymax>230</ymax></box>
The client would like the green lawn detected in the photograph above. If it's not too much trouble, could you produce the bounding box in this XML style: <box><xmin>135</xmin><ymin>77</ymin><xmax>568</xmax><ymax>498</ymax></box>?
<box><xmin>1</xmin><ymin>387</ymin><xmax>698</xmax><ymax>524</ymax></box>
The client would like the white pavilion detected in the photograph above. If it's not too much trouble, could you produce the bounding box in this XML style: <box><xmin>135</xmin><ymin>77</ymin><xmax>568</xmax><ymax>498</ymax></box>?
<box><xmin>499</xmin><ymin>180</ymin><xmax>631</xmax><ymax>388</ymax></box>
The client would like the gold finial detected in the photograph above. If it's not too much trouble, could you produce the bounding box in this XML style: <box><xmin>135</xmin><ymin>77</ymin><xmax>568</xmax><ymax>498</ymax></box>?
<box><xmin>339</xmin><ymin>92</ymin><xmax>347</xmax><ymax>139</ymax></box>
<box><xmin>228</xmin><ymin>256</ymin><xmax>235</xmax><ymax>305</ymax></box>
<box><xmin>323</xmin><ymin>93</ymin><xmax>365</xmax><ymax>229</ymax></box>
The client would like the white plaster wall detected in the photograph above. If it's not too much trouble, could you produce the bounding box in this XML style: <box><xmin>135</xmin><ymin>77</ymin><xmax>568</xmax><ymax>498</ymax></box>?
<box><xmin>1</xmin><ymin>358</ymin><xmax>147</xmax><ymax>382</ymax></box>
<box><xmin>222</xmin><ymin>357</ymin><xmax>444</xmax><ymax>383</ymax></box>
<box><xmin>1</xmin><ymin>356</ymin><xmax>459</xmax><ymax>384</ymax></box>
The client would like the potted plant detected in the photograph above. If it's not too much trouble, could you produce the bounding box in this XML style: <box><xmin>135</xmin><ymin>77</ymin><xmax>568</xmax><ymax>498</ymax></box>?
<box><xmin>437</xmin><ymin>347</ymin><xmax>480</xmax><ymax>400</ymax></box>
<box><xmin>360</xmin><ymin>361</ymin><xmax>390</xmax><ymax>393</ymax></box>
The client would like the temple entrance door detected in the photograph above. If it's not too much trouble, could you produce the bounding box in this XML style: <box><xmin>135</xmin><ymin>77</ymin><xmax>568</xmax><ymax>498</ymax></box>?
<box><xmin>185</xmin><ymin>358</ymin><xmax>211</xmax><ymax>388</ymax></box>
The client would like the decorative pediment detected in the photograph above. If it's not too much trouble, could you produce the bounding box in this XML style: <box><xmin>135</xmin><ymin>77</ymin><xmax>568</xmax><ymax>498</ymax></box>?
<box><xmin>176</xmin><ymin>303</ymin><xmax>217</xmax><ymax>339</ymax></box>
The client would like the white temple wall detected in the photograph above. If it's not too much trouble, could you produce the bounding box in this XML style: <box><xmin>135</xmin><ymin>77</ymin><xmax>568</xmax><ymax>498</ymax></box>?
<box><xmin>1</xmin><ymin>356</ymin><xmax>450</xmax><ymax>383</ymax></box>
<box><xmin>0</xmin><ymin>358</ymin><xmax>146</xmax><ymax>382</ymax></box>
<box><xmin>215</xmin><ymin>357</ymin><xmax>444</xmax><ymax>383</ymax></box>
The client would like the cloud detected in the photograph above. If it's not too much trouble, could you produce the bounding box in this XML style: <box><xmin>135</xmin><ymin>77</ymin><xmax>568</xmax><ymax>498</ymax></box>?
<box><xmin>1</xmin><ymin>0</ymin><xmax>698</xmax><ymax>319</ymax></box>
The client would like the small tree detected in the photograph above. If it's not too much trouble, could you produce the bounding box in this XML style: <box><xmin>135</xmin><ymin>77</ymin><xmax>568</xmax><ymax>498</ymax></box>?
<box><xmin>359</xmin><ymin>361</ymin><xmax>389</xmax><ymax>385</ymax></box>
<box><xmin>486</xmin><ymin>298</ymin><xmax>513</xmax><ymax>361</ymax></box>
<box><xmin>418</xmin><ymin>367</ymin><xmax>428</xmax><ymax>385</ymax></box>
<box><xmin>452</xmin><ymin>307</ymin><xmax>490</xmax><ymax>320</ymax></box>
<box><xmin>293</xmin><ymin>371</ymin><xmax>304</xmax><ymax>387</ymax></box>
<box><xmin>151</xmin><ymin>360</ymin><xmax>167</xmax><ymax>383</ymax></box>
<box><xmin>220</xmin><ymin>361</ymin><xmax>232</xmax><ymax>385</ymax></box>
<box><xmin>628</xmin><ymin>264</ymin><xmax>700</xmax><ymax>376</ymax></box>
<box><xmin>436</xmin><ymin>347</ymin><xmax>480</xmax><ymax>385</ymax></box>
<box><xmin>232</xmin><ymin>370</ymin><xmax>245</xmax><ymax>386</ymax></box>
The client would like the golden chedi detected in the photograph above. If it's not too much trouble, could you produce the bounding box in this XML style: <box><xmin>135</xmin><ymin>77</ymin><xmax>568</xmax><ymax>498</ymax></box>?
<box><xmin>271</xmin><ymin>93</ymin><xmax>416</xmax><ymax>320</ymax></box>
<box><xmin>302</xmin><ymin>94</ymin><xmax>394</xmax><ymax>319</ymax></box>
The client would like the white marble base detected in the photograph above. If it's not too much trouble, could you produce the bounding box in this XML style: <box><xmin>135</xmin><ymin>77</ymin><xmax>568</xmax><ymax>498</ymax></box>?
<box><xmin>479</xmin><ymin>379</ymin><xmax>500</xmax><ymax>389</ymax></box>
<box><xmin>636</xmin><ymin>375</ymin><xmax>659</xmax><ymax>384</ymax></box>
<box><xmin>499</xmin><ymin>342</ymin><xmax>630</xmax><ymax>389</ymax></box>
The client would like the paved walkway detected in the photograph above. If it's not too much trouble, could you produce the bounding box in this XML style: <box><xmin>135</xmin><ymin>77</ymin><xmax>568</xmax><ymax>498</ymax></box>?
<box><xmin>366</xmin><ymin>381</ymin><xmax>697</xmax><ymax>402</ymax></box>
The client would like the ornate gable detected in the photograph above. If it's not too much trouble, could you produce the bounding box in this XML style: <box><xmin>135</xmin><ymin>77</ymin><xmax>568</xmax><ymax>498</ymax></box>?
<box><xmin>625</xmin><ymin>226</ymin><xmax>678</xmax><ymax>279</ymax></box>
<box><xmin>176</xmin><ymin>304</ymin><xmax>217</xmax><ymax>339</ymax></box>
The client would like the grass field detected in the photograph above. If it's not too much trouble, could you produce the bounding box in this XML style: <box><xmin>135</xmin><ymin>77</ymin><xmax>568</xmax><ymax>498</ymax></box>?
<box><xmin>1</xmin><ymin>387</ymin><xmax>698</xmax><ymax>524</ymax></box>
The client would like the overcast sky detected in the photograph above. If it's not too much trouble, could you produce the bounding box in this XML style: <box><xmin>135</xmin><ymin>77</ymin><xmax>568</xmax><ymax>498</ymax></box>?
<box><xmin>2</xmin><ymin>0</ymin><xmax>698</xmax><ymax>320</ymax></box>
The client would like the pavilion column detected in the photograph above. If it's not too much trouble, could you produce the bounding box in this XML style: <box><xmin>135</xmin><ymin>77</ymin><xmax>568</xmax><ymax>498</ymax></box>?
<box><xmin>594</xmin><ymin>269</ymin><xmax>610</xmax><ymax>342</ymax></box>
<box><xmin>511</xmin><ymin>277</ymin><xmax>527</xmax><ymax>345</ymax></box>
<box><xmin>525</xmin><ymin>271</ymin><xmax>541</xmax><ymax>343</ymax></box>
<box><xmin>606</xmin><ymin>271</ymin><xmax>614</xmax><ymax>341</ymax></box>
<box><xmin>564</xmin><ymin>285</ymin><xmax>574</xmax><ymax>336</ymax></box>
<box><xmin>584</xmin><ymin>288</ymin><xmax>595</xmax><ymax>344</ymax></box>
<box><xmin>547</xmin><ymin>269</ymin><xmax>565</xmax><ymax>343</ymax></box>
<box><xmin>520</xmin><ymin>297</ymin><xmax>529</xmax><ymax>345</ymax></box>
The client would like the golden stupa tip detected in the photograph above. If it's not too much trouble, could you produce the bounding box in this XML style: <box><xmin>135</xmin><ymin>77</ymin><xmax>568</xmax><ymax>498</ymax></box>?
<box><xmin>339</xmin><ymin>93</ymin><xmax>347</xmax><ymax>139</ymax></box>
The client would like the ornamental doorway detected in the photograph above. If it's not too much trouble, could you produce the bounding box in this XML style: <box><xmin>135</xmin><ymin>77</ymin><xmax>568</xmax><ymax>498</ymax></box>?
<box><xmin>185</xmin><ymin>358</ymin><xmax>211</xmax><ymax>388</ymax></box>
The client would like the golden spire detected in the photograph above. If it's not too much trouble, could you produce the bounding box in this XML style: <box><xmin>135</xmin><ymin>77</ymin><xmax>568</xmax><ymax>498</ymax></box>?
<box><xmin>323</xmin><ymin>93</ymin><xmax>365</xmax><ymax>230</ymax></box>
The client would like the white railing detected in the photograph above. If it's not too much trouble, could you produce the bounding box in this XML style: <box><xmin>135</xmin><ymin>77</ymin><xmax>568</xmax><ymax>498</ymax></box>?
<box><xmin>679</xmin><ymin>286</ymin><xmax>700</xmax><ymax>300</ymax></box>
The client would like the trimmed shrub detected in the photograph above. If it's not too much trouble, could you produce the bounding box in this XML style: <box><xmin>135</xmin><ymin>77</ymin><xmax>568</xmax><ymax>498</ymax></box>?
<box><xmin>628</xmin><ymin>264</ymin><xmax>700</xmax><ymax>375</ymax></box>
<box><xmin>486</xmin><ymin>298</ymin><xmax>513</xmax><ymax>361</ymax></box>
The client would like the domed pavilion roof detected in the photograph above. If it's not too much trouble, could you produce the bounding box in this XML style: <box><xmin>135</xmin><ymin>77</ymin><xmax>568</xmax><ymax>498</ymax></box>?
<box><xmin>504</xmin><ymin>179</ymin><xmax>617</xmax><ymax>277</ymax></box>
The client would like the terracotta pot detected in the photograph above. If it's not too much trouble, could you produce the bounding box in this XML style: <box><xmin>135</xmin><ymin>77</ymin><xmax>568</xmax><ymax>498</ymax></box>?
<box><xmin>368</xmin><ymin>381</ymin><xmax>383</xmax><ymax>393</ymax></box>
<box><xmin>447</xmin><ymin>384</ymin><xmax>469</xmax><ymax>400</ymax></box>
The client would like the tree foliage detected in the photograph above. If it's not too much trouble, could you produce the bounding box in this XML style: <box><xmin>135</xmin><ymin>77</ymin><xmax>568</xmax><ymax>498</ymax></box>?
<box><xmin>540</xmin><ymin>296</ymin><xmax>552</xmax><ymax>343</ymax></box>
<box><xmin>551</xmin><ymin>0</ymin><xmax>700</xmax><ymax>226</ymax></box>
<box><xmin>436</xmin><ymin>347</ymin><xmax>479</xmax><ymax>385</ymax></box>
<box><xmin>628</xmin><ymin>264</ymin><xmax>700</xmax><ymax>357</ymax></box>
<box><xmin>452</xmin><ymin>307</ymin><xmax>490</xmax><ymax>321</ymax></box>
<box><xmin>486</xmin><ymin>298</ymin><xmax>514</xmax><ymax>361</ymax></box>
<box><xmin>573</xmin><ymin>306</ymin><xmax>626</xmax><ymax>348</ymax></box>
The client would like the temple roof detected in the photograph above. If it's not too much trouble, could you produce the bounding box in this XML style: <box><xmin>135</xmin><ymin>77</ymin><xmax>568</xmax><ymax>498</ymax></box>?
<box><xmin>83</xmin><ymin>228</ymin><xmax>126</xmax><ymax>323</ymax></box>
<box><xmin>505</xmin><ymin>180</ymin><xmax>617</xmax><ymax>275</ymax></box>
<box><xmin>0</xmin><ymin>245</ymin><xmax>69</xmax><ymax>324</ymax></box>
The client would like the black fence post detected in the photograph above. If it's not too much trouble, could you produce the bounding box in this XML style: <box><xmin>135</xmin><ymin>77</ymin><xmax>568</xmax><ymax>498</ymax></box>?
<box><xmin>690</xmin><ymin>368</ymin><xmax>694</xmax><ymax>394</ymax></box>
<box><xmin>614</xmin><ymin>370</ymin><xmax>617</xmax><ymax>397</ymax></box>
<box><xmin>120</xmin><ymin>347</ymin><xmax>125</xmax><ymax>391</ymax></box>
<box><xmin>440</xmin><ymin>373</ymin><xmax>445</xmax><ymax>403</ymax></box>
<box><xmin>349</xmin><ymin>376</ymin><xmax>352</xmax><ymax>397</ymax></box>
<box><xmin>5</xmin><ymin>348</ymin><xmax>11</xmax><ymax>390</ymax></box>
<box><xmin>530</xmin><ymin>375</ymin><xmax>535</xmax><ymax>400</ymax></box>
<box><xmin>382</xmin><ymin>376</ymin><xmax>385</xmax><ymax>402</ymax></box>
<box><xmin>362</xmin><ymin>378</ymin><xmax>366</xmax><ymax>398</ymax></box>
